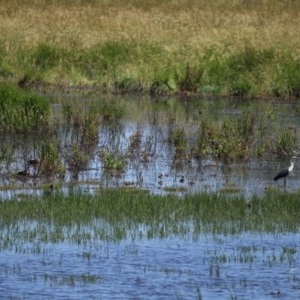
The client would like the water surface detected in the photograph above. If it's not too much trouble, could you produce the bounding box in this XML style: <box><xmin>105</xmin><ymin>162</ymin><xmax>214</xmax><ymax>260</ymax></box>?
<box><xmin>1</xmin><ymin>93</ymin><xmax>300</xmax><ymax>299</ymax></box>
<box><xmin>1</xmin><ymin>93</ymin><xmax>300</xmax><ymax>199</ymax></box>
<box><xmin>1</xmin><ymin>229</ymin><xmax>300</xmax><ymax>299</ymax></box>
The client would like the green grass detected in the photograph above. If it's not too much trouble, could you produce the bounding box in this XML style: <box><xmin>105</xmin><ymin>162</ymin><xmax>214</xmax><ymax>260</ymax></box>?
<box><xmin>1</xmin><ymin>189</ymin><xmax>300</xmax><ymax>248</ymax></box>
<box><xmin>0</xmin><ymin>85</ymin><xmax>51</xmax><ymax>132</ymax></box>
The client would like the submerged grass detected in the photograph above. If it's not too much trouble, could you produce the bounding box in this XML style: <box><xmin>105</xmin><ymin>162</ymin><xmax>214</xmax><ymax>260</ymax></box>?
<box><xmin>1</xmin><ymin>189</ymin><xmax>300</xmax><ymax>247</ymax></box>
<box><xmin>0</xmin><ymin>1</ymin><xmax>300</xmax><ymax>97</ymax></box>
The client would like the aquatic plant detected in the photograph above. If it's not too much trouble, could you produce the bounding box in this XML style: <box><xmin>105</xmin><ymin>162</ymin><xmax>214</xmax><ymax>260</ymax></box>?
<box><xmin>127</xmin><ymin>127</ymin><xmax>143</xmax><ymax>155</ymax></box>
<box><xmin>66</xmin><ymin>143</ymin><xmax>90</xmax><ymax>179</ymax></box>
<box><xmin>194</xmin><ymin>112</ymin><xmax>254</xmax><ymax>161</ymax></box>
<box><xmin>0</xmin><ymin>85</ymin><xmax>50</xmax><ymax>133</ymax></box>
<box><xmin>99</xmin><ymin>101</ymin><xmax>125</xmax><ymax>122</ymax></box>
<box><xmin>275</xmin><ymin>128</ymin><xmax>296</xmax><ymax>157</ymax></box>
<box><xmin>81</xmin><ymin>108</ymin><xmax>100</xmax><ymax>148</ymax></box>
<box><xmin>62</xmin><ymin>104</ymin><xmax>72</xmax><ymax>123</ymax></box>
<box><xmin>39</xmin><ymin>141</ymin><xmax>64</xmax><ymax>177</ymax></box>
<box><xmin>0</xmin><ymin>143</ymin><xmax>14</xmax><ymax>173</ymax></box>
<box><xmin>1</xmin><ymin>188</ymin><xmax>300</xmax><ymax>244</ymax></box>
<box><xmin>100</xmin><ymin>149</ymin><xmax>126</xmax><ymax>176</ymax></box>
<box><xmin>171</xmin><ymin>127</ymin><xmax>188</xmax><ymax>160</ymax></box>
<box><xmin>62</xmin><ymin>103</ymin><xmax>100</xmax><ymax>148</ymax></box>
<box><xmin>193</xmin><ymin>120</ymin><xmax>217</xmax><ymax>158</ymax></box>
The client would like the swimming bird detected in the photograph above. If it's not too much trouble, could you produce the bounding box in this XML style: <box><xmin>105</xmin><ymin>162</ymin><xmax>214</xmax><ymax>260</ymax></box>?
<box><xmin>273</xmin><ymin>157</ymin><xmax>296</xmax><ymax>186</ymax></box>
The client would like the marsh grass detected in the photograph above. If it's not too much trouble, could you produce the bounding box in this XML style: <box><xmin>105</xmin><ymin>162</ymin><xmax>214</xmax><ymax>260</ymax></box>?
<box><xmin>99</xmin><ymin>101</ymin><xmax>125</xmax><ymax>122</ymax></box>
<box><xmin>1</xmin><ymin>189</ymin><xmax>300</xmax><ymax>247</ymax></box>
<box><xmin>171</xmin><ymin>127</ymin><xmax>188</xmax><ymax>160</ymax></box>
<box><xmin>194</xmin><ymin>112</ymin><xmax>255</xmax><ymax>161</ymax></box>
<box><xmin>0</xmin><ymin>85</ymin><xmax>50</xmax><ymax>132</ymax></box>
<box><xmin>1</xmin><ymin>1</ymin><xmax>300</xmax><ymax>97</ymax></box>
<box><xmin>100</xmin><ymin>149</ymin><xmax>126</xmax><ymax>176</ymax></box>
<box><xmin>275</xmin><ymin>128</ymin><xmax>296</xmax><ymax>156</ymax></box>
<box><xmin>39</xmin><ymin>141</ymin><xmax>64</xmax><ymax>176</ymax></box>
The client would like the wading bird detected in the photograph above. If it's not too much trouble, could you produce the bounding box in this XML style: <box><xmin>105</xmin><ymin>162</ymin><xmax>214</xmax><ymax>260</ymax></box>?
<box><xmin>273</xmin><ymin>157</ymin><xmax>296</xmax><ymax>187</ymax></box>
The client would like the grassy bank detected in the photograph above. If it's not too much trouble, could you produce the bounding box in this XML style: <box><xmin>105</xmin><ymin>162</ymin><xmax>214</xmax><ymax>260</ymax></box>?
<box><xmin>0</xmin><ymin>1</ymin><xmax>300</xmax><ymax>97</ymax></box>
<box><xmin>0</xmin><ymin>188</ymin><xmax>300</xmax><ymax>247</ymax></box>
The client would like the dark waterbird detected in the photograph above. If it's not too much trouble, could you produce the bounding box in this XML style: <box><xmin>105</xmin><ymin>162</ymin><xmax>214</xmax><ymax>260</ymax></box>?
<box><xmin>273</xmin><ymin>157</ymin><xmax>296</xmax><ymax>186</ymax></box>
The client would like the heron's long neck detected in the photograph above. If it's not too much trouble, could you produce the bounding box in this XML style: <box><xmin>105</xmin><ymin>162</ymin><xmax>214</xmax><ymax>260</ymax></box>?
<box><xmin>289</xmin><ymin>162</ymin><xmax>294</xmax><ymax>172</ymax></box>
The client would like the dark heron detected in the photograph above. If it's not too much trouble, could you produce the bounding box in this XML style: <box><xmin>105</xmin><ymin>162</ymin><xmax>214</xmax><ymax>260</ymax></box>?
<box><xmin>273</xmin><ymin>157</ymin><xmax>296</xmax><ymax>186</ymax></box>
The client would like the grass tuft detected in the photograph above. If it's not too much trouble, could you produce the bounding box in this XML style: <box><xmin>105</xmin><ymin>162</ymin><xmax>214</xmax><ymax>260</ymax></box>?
<box><xmin>0</xmin><ymin>85</ymin><xmax>50</xmax><ymax>132</ymax></box>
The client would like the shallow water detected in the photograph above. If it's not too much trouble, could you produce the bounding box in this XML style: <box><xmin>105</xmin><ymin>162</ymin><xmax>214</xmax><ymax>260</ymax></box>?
<box><xmin>1</xmin><ymin>229</ymin><xmax>300</xmax><ymax>299</ymax></box>
<box><xmin>1</xmin><ymin>93</ymin><xmax>300</xmax><ymax>299</ymax></box>
<box><xmin>1</xmin><ymin>93</ymin><xmax>300</xmax><ymax>199</ymax></box>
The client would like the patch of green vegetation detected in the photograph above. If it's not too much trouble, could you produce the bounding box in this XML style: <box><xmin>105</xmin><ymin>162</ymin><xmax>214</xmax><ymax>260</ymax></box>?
<box><xmin>194</xmin><ymin>112</ymin><xmax>254</xmax><ymax>161</ymax></box>
<box><xmin>100</xmin><ymin>149</ymin><xmax>126</xmax><ymax>175</ymax></box>
<box><xmin>171</xmin><ymin>127</ymin><xmax>188</xmax><ymax>160</ymax></box>
<box><xmin>202</xmin><ymin>46</ymin><xmax>276</xmax><ymax>97</ymax></box>
<box><xmin>99</xmin><ymin>100</ymin><xmax>125</xmax><ymax>122</ymax></box>
<box><xmin>0</xmin><ymin>85</ymin><xmax>50</xmax><ymax>133</ymax></box>
<box><xmin>175</xmin><ymin>63</ymin><xmax>203</xmax><ymax>93</ymax></box>
<box><xmin>1</xmin><ymin>189</ymin><xmax>300</xmax><ymax>248</ymax></box>
<box><xmin>32</xmin><ymin>43</ymin><xmax>62</xmax><ymax>71</ymax></box>
<box><xmin>39</xmin><ymin>141</ymin><xmax>65</xmax><ymax>176</ymax></box>
<box><xmin>275</xmin><ymin>128</ymin><xmax>296</xmax><ymax>157</ymax></box>
<box><xmin>272</xmin><ymin>57</ymin><xmax>300</xmax><ymax>99</ymax></box>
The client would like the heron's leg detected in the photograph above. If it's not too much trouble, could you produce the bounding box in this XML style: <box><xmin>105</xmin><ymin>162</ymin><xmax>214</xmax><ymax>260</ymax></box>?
<box><xmin>284</xmin><ymin>178</ymin><xmax>287</xmax><ymax>188</ymax></box>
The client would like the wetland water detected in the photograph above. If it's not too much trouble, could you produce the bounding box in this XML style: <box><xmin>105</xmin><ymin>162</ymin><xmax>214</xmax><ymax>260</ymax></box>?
<box><xmin>1</xmin><ymin>93</ymin><xmax>300</xmax><ymax>198</ymax></box>
<box><xmin>2</xmin><ymin>231</ymin><xmax>300</xmax><ymax>299</ymax></box>
<box><xmin>1</xmin><ymin>93</ymin><xmax>300</xmax><ymax>299</ymax></box>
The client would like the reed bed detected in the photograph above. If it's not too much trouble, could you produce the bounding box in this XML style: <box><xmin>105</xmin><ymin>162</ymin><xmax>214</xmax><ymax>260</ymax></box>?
<box><xmin>0</xmin><ymin>1</ymin><xmax>300</xmax><ymax>97</ymax></box>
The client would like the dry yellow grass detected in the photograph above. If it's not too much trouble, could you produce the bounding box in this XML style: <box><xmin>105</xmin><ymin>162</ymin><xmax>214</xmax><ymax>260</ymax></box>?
<box><xmin>0</xmin><ymin>1</ymin><xmax>299</xmax><ymax>52</ymax></box>
<box><xmin>0</xmin><ymin>0</ymin><xmax>300</xmax><ymax>95</ymax></box>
